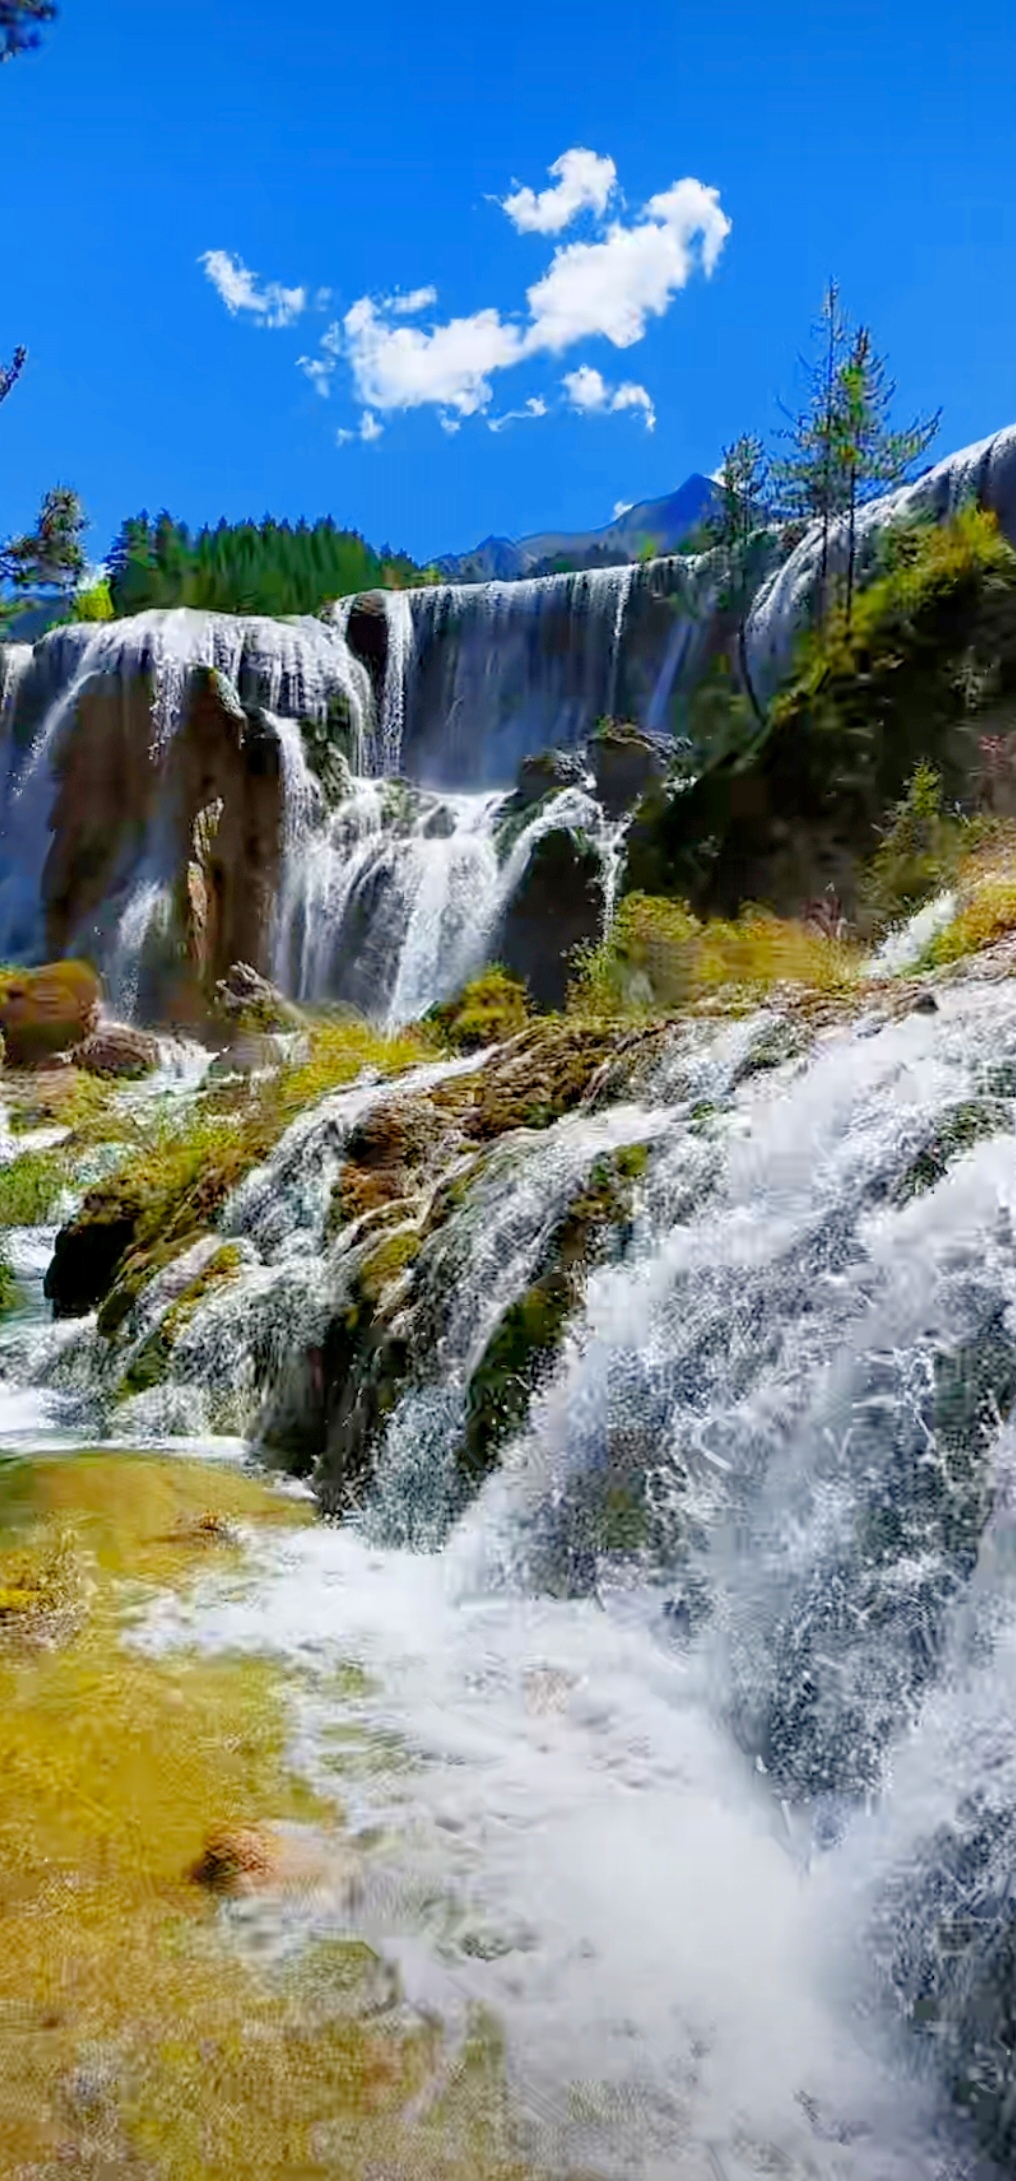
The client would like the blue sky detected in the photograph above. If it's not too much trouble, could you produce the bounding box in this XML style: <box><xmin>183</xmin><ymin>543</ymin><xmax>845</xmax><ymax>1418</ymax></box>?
<box><xmin>3</xmin><ymin>0</ymin><xmax>1015</xmax><ymax>567</ymax></box>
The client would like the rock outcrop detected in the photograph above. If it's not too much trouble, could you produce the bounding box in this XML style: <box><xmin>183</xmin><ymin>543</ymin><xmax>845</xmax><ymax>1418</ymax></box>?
<box><xmin>0</xmin><ymin>960</ymin><xmax>100</xmax><ymax>1067</ymax></box>
<box><xmin>72</xmin><ymin>1022</ymin><xmax>159</xmax><ymax>1078</ymax></box>
<box><xmin>497</xmin><ymin>827</ymin><xmax>606</xmax><ymax>1009</ymax></box>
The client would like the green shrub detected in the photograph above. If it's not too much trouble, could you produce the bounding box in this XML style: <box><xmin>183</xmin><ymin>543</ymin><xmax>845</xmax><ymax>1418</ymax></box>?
<box><xmin>425</xmin><ymin>969</ymin><xmax>531</xmax><ymax>1053</ymax></box>
<box><xmin>571</xmin><ymin>893</ymin><xmax>859</xmax><ymax>1016</ymax></box>
<box><xmin>769</xmin><ymin>506</ymin><xmax>1016</xmax><ymax>822</ymax></box>
<box><xmin>860</xmin><ymin>763</ymin><xmax>969</xmax><ymax>931</ymax></box>
<box><xmin>71</xmin><ymin>578</ymin><xmax>115</xmax><ymax>623</ymax></box>
<box><xmin>0</xmin><ymin>1149</ymin><xmax>69</xmax><ymax>1227</ymax></box>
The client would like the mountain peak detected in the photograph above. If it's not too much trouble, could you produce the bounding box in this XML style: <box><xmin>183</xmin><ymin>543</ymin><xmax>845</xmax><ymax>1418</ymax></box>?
<box><xmin>437</xmin><ymin>474</ymin><xmax>717</xmax><ymax>584</ymax></box>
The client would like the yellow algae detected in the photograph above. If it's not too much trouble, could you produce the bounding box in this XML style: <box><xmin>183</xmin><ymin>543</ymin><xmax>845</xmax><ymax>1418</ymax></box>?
<box><xmin>0</xmin><ymin>1456</ymin><xmax>570</xmax><ymax>2181</ymax></box>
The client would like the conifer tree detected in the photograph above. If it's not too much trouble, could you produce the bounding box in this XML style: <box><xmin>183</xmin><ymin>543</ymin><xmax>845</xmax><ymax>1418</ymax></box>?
<box><xmin>771</xmin><ymin>280</ymin><xmax>852</xmax><ymax>619</ymax></box>
<box><xmin>0</xmin><ymin>346</ymin><xmax>26</xmax><ymax>407</ymax></box>
<box><xmin>834</xmin><ymin>326</ymin><xmax>940</xmax><ymax>624</ymax></box>
<box><xmin>703</xmin><ymin>433</ymin><xmax>773</xmax><ymax>724</ymax></box>
<box><xmin>0</xmin><ymin>0</ymin><xmax>56</xmax><ymax>62</ymax></box>
<box><xmin>0</xmin><ymin>486</ymin><xmax>87</xmax><ymax>623</ymax></box>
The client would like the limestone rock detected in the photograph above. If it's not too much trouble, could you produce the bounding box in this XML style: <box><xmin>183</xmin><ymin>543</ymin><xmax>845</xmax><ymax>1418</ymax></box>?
<box><xmin>72</xmin><ymin>1022</ymin><xmax>160</xmax><ymax>1078</ymax></box>
<box><xmin>496</xmin><ymin>826</ymin><xmax>606</xmax><ymax>1010</ymax></box>
<box><xmin>213</xmin><ymin>961</ymin><xmax>304</xmax><ymax>1033</ymax></box>
<box><xmin>0</xmin><ymin>959</ymin><xmax>101</xmax><ymax>1068</ymax></box>
<box><xmin>588</xmin><ymin>720</ymin><xmax>669</xmax><ymax>819</ymax></box>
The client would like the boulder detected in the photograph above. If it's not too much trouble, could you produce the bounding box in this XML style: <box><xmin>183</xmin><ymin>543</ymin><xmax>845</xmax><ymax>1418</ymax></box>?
<box><xmin>44</xmin><ymin>1203</ymin><xmax>141</xmax><ymax>1320</ymax></box>
<box><xmin>588</xmin><ymin>721</ymin><xmax>669</xmax><ymax>819</ymax></box>
<box><xmin>496</xmin><ymin>826</ymin><xmax>606</xmax><ymax>1011</ymax></box>
<box><xmin>71</xmin><ymin>1022</ymin><xmax>159</xmax><ymax>1079</ymax></box>
<box><xmin>513</xmin><ymin>748</ymin><xmax>588</xmax><ymax>809</ymax></box>
<box><xmin>0</xmin><ymin>960</ymin><xmax>101</xmax><ymax>1068</ymax></box>
<box><xmin>212</xmin><ymin>962</ymin><xmax>304</xmax><ymax>1033</ymax></box>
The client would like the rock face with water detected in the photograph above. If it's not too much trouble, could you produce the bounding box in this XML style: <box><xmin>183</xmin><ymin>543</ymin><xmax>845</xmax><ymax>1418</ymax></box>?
<box><xmin>2</xmin><ymin>424</ymin><xmax>1016</xmax><ymax>1029</ymax></box>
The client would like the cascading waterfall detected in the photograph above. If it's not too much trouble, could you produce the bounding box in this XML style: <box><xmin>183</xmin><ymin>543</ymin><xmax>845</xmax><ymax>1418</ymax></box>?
<box><xmin>383</xmin><ymin>555</ymin><xmax>709</xmax><ymax>787</ymax></box>
<box><xmin>0</xmin><ymin>608</ymin><xmax>374</xmax><ymax>988</ymax></box>
<box><xmin>15</xmin><ymin>971</ymin><xmax>1016</xmax><ymax>2171</ymax></box>
<box><xmin>271</xmin><ymin>740</ymin><xmax>623</xmax><ymax>1025</ymax></box>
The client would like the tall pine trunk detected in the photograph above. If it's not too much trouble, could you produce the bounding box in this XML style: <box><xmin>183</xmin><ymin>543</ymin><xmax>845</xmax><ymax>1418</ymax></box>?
<box><xmin>845</xmin><ymin>466</ymin><xmax>858</xmax><ymax>629</ymax></box>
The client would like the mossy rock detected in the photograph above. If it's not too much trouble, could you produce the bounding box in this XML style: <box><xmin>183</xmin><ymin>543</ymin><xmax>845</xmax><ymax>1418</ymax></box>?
<box><xmin>114</xmin><ymin>1245</ymin><xmax>243</xmax><ymax>1397</ymax></box>
<box><xmin>0</xmin><ymin>1253</ymin><xmax>19</xmax><ymax>1317</ymax></box>
<box><xmin>0</xmin><ymin>959</ymin><xmax>101</xmax><ymax>1068</ymax></box>
<box><xmin>588</xmin><ymin>718</ymin><xmax>669</xmax><ymax>819</ymax></box>
<box><xmin>893</xmin><ymin>1099</ymin><xmax>1014</xmax><ymax>1205</ymax></box>
<box><xmin>458</xmin><ymin>1144</ymin><xmax>648</xmax><ymax>1486</ymax></box>
<box><xmin>426</xmin><ymin>968</ymin><xmax>531</xmax><ymax>1054</ymax></box>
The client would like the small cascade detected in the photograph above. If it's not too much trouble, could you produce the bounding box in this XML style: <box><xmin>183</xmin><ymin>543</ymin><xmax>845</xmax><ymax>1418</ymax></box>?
<box><xmin>378</xmin><ymin>589</ymin><xmax>414</xmax><ymax>776</ymax></box>
<box><xmin>387</xmin><ymin>554</ymin><xmax>709</xmax><ymax>787</ymax></box>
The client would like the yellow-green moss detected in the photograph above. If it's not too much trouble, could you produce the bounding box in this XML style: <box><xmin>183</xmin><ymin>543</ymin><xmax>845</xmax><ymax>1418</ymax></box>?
<box><xmin>0</xmin><ymin>1144</ymin><xmax>70</xmax><ymax>1226</ymax></box>
<box><xmin>425</xmin><ymin>967</ymin><xmax>532</xmax><ymax>1053</ymax></box>
<box><xmin>572</xmin><ymin>892</ymin><xmax>861</xmax><ymax>1018</ymax></box>
<box><xmin>357</xmin><ymin>1225</ymin><xmax>423</xmax><ymax>1305</ymax></box>
<box><xmin>0</xmin><ymin>1454</ymin><xmax>552</xmax><ymax>2180</ymax></box>
<box><xmin>65</xmin><ymin>1014</ymin><xmax>437</xmax><ymax>1330</ymax></box>
<box><xmin>921</xmin><ymin>834</ymin><xmax>1016</xmax><ymax>967</ymax></box>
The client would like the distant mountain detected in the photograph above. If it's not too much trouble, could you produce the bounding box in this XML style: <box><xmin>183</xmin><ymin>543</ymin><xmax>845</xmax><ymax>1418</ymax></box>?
<box><xmin>436</xmin><ymin>473</ymin><xmax>718</xmax><ymax>583</ymax></box>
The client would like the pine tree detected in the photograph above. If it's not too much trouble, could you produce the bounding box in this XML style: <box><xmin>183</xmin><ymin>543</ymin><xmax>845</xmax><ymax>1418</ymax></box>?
<box><xmin>0</xmin><ymin>486</ymin><xmax>87</xmax><ymax>624</ymax></box>
<box><xmin>834</xmin><ymin>326</ymin><xmax>940</xmax><ymax>624</ymax></box>
<box><xmin>0</xmin><ymin>346</ymin><xmax>26</xmax><ymax>407</ymax></box>
<box><xmin>772</xmin><ymin>280</ymin><xmax>852</xmax><ymax>618</ymax></box>
<box><xmin>703</xmin><ymin>433</ymin><xmax>773</xmax><ymax>724</ymax></box>
<box><xmin>0</xmin><ymin>0</ymin><xmax>57</xmax><ymax>62</ymax></box>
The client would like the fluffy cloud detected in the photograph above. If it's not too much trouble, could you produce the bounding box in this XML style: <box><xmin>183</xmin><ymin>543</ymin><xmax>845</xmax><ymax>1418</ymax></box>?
<box><xmin>343</xmin><ymin>295</ymin><xmax>524</xmax><ymax>418</ymax></box>
<box><xmin>523</xmin><ymin>180</ymin><xmax>730</xmax><ymax>355</ymax></box>
<box><xmin>330</xmin><ymin>166</ymin><xmax>726</xmax><ymax>421</ymax></box>
<box><xmin>199</xmin><ymin>249</ymin><xmax>306</xmax><ymax>328</ymax></box>
<box><xmin>502</xmin><ymin>148</ymin><xmax>617</xmax><ymax>236</ymax></box>
<box><xmin>388</xmin><ymin>285</ymin><xmax>438</xmax><ymax>315</ymax></box>
<box><xmin>562</xmin><ymin>365</ymin><xmax>656</xmax><ymax>430</ymax></box>
<box><xmin>613</xmin><ymin>499</ymin><xmax>634</xmax><ymax>519</ymax></box>
<box><xmin>336</xmin><ymin>409</ymin><xmax>384</xmax><ymax>446</ymax></box>
<box><xmin>221</xmin><ymin>150</ymin><xmax>730</xmax><ymax>443</ymax></box>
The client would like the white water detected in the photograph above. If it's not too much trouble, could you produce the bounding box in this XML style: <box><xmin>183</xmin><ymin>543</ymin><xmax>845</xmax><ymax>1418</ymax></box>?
<box><xmin>0</xmin><ymin>609</ymin><xmax>374</xmax><ymax>980</ymax></box>
<box><xmin>6</xmin><ymin>972</ymin><xmax>1016</xmax><ymax>2169</ymax></box>
<box><xmin>270</xmin><ymin>735</ymin><xmax>623</xmax><ymax>1024</ymax></box>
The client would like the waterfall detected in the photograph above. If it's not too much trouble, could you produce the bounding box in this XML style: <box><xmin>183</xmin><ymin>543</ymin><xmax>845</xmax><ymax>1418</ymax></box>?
<box><xmin>378</xmin><ymin>589</ymin><xmax>414</xmax><ymax>776</ymax></box>
<box><xmin>0</xmin><ymin>609</ymin><xmax>374</xmax><ymax>987</ymax></box>
<box><xmin>387</xmin><ymin>555</ymin><xmax>708</xmax><ymax>787</ymax></box>
<box><xmin>17</xmin><ymin>970</ymin><xmax>1016</xmax><ymax>2170</ymax></box>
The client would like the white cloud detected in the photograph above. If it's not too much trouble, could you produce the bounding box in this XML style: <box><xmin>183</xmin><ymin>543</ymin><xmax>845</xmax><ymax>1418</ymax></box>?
<box><xmin>488</xmin><ymin>395</ymin><xmax>549</xmax><ymax>433</ymax></box>
<box><xmin>611</xmin><ymin>381</ymin><xmax>657</xmax><ymax>429</ymax></box>
<box><xmin>200</xmin><ymin>249</ymin><xmax>306</xmax><ymax>328</ymax></box>
<box><xmin>336</xmin><ymin>410</ymin><xmax>385</xmax><ymax>446</ymax></box>
<box><xmin>388</xmin><ymin>285</ymin><xmax>439</xmax><ymax>315</ymax></box>
<box><xmin>439</xmin><ymin>414</ymin><xmax>462</xmax><ymax>435</ymax></box>
<box><xmin>343</xmin><ymin>295</ymin><xmax>524</xmax><ymax>418</ymax></box>
<box><xmin>563</xmin><ymin>365</ymin><xmax>656</xmax><ymax>429</ymax></box>
<box><xmin>502</xmin><ymin>148</ymin><xmax>617</xmax><ymax>236</ymax></box>
<box><xmin>613</xmin><ymin>500</ymin><xmax>634</xmax><ymax>520</ymax></box>
<box><xmin>286</xmin><ymin>156</ymin><xmax>729</xmax><ymax>441</ymax></box>
<box><xmin>298</xmin><ymin>355</ymin><xmax>335</xmax><ymax>398</ymax></box>
<box><xmin>523</xmin><ymin>180</ymin><xmax>730</xmax><ymax>356</ymax></box>
<box><xmin>562</xmin><ymin>365</ymin><xmax>610</xmax><ymax>411</ymax></box>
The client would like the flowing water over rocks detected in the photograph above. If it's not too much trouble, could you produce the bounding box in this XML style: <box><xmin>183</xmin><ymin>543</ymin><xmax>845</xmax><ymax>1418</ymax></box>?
<box><xmin>8</xmin><ymin>966</ymin><xmax>1016</xmax><ymax>2171</ymax></box>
